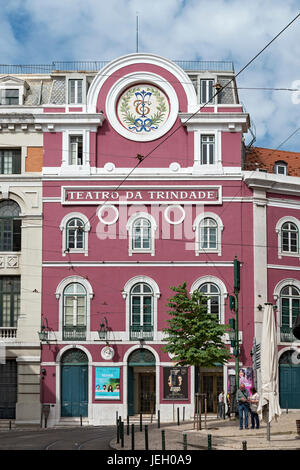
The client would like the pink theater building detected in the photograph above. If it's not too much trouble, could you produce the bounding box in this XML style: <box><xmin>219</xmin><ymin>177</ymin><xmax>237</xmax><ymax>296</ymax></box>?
<box><xmin>39</xmin><ymin>53</ymin><xmax>299</xmax><ymax>426</ymax></box>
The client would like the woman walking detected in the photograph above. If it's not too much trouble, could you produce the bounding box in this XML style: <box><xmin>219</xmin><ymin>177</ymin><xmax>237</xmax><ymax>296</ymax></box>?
<box><xmin>249</xmin><ymin>387</ymin><xmax>260</xmax><ymax>429</ymax></box>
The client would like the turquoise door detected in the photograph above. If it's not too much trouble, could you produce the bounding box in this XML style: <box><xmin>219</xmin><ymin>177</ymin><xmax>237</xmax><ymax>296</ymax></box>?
<box><xmin>61</xmin><ymin>349</ymin><xmax>89</xmax><ymax>418</ymax></box>
<box><xmin>279</xmin><ymin>364</ymin><xmax>300</xmax><ymax>409</ymax></box>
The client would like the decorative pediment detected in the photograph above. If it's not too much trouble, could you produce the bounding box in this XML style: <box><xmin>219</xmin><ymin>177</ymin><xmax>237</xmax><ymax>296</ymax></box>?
<box><xmin>0</xmin><ymin>75</ymin><xmax>29</xmax><ymax>89</ymax></box>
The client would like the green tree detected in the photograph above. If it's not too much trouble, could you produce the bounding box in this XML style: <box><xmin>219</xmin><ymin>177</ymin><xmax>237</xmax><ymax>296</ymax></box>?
<box><xmin>163</xmin><ymin>282</ymin><xmax>230</xmax><ymax>389</ymax></box>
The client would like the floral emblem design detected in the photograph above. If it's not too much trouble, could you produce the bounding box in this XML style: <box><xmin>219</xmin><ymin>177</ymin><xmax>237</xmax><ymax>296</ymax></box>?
<box><xmin>117</xmin><ymin>84</ymin><xmax>169</xmax><ymax>134</ymax></box>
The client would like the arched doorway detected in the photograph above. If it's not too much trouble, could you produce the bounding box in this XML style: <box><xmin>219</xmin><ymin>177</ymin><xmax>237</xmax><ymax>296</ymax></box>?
<box><xmin>128</xmin><ymin>349</ymin><xmax>156</xmax><ymax>416</ymax></box>
<box><xmin>279</xmin><ymin>349</ymin><xmax>300</xmax><ymax>409</ymax></box>
<box><xmin>61</xmin><ymin>348</ymin><xmax>88</xmax><ymax>417</ymax></box>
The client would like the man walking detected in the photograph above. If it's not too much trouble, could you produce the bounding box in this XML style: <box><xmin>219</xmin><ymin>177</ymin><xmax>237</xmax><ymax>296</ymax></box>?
<box><xmin>236</xmin><ymin>383</ymin><xmax>249</xmax><ymax>429</ymax></box>
<box><xmin>218</xmin><ymin>390</ymin><xmax>225</xmax><ymax>419</ymax></box>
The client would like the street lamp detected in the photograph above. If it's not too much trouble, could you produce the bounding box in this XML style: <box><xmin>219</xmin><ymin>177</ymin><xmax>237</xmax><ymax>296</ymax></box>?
<box><xmin>38</xmin><ymin>318</ymin><xmax>49</xmax><ymax>343</ymax></box>
<box><xmin>97</xmin><ymin>317</ymin><xmax>109</xmax><ymax>342</ymax></box>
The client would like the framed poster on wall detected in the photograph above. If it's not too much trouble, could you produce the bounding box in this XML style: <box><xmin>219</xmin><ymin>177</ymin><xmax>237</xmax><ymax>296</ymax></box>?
<box><xmin>163</xmin><ymin>367</ymin><xmax>188</xmax><ymax>400</ymax></box>
<box><xmin>95</xmin><ymin>367</ymin><xmax>120</xmax><ymax>400</ymax></box>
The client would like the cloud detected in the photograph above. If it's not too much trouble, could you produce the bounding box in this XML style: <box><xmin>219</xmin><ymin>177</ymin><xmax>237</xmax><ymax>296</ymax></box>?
<box><xmin>0</xmin><ymin>0</ymin><xmax>300</xmax><ymax>150</ymax></box>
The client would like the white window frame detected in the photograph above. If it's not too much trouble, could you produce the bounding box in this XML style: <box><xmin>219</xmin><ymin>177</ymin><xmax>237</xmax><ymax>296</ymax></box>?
<box><xmin>126</xmin><ymin>212</ymin><xmax>157</xmax><ymax>256</ymax></box>
<box><xmin>200</xmin><ymin>79</ymin><xmax>215</xmax><ymax>104</ymax></box>
<box><xmin>55</xmin><ymin>275</ymin><xmax>94</xmax><ymax>341</ymax></box>
<box><xmin>60</xmin><ymin>212</ymin><xmax>91</xmax><ymax>256</ymax></box>
<box><xmin>193</xmin><ymin>130</ymin><xmax>221</xmax><ymax>169</ymax></box>
<box><xmin>122</xmin><ymin>276</ymin><xmax>160</xmax><ymax>341</ymax></box>
<box><xmin>66</xmin><ymin>74</ymin><xmax>86</xmax><ymax>105</ymax></box>
<box><xmin>190</xmin><ymin>276</ymin><xmax>228</xmax><ymax>325</ymax></box>
<box><xmin>62</xmin><ymin>129</ymin><xmax>90</xmax><ymax>168</ymax></box>
<box><xmin>275</xmin><ymin>216</ymin><xmax>300</xmax><ymax>259</ymax></box>
<box><xmin>273</xmin><ymin>278</ymin><xmax>300</xmax><ymax>344</ymax></box>
<box><xmin>274</xmin><ymin>161</ymin><xmax>288</xmax><ymax>176</ymax></box>
<box><xmin>0</xmin><ymin>78</ymin><xmax>26</xmax><ymax>106</ymax></box>
<box><xmin>193</xmin><ymin>212</ymin><xmax>223</xmax><ymax>256</ymax></box>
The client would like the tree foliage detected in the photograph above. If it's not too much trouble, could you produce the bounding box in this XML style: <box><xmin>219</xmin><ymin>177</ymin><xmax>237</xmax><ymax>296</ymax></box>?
<box><xmin>163</xmin><ymin>282</ymin><xmax>230</xmax><ymax>368</ymax></box>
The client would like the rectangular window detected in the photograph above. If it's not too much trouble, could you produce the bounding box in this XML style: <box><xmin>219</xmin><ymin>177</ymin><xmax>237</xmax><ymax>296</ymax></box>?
<box><xmin>68</xmin><ymin>79</ymin><xmax>83</xmax><ymax>104</ymax></box>
<box><xmin>0</xmin><ymin>89</ymin><xmax>19</xmax><ymax>105</ymax></box>
<box><xmin>200</xmin><ymin>79</ymin><xmax>214</xmax><ymax>104</ymax></box>
<box><xmin>201</xmin><ymin>135</ymin><xmax>215</xmax><ymax>164</ymax></box>
<box><xmin>0</xmin><ymin>219</ymin><xmax>21</xmax><ymax>252</ymax></box>
<box><xmin>0</xmin><ymin>149</ymin><xmax>21</xmax><ymax>174</ymax></box>
<box><xmin>69</xmin><ymin>136</ymin><xmax>83</xmax><ymax>165</ymax></box>
<box><xmin>0</xmin><ymin>277</ymin><xmax>20</xmax><ymax>327</ymax></box>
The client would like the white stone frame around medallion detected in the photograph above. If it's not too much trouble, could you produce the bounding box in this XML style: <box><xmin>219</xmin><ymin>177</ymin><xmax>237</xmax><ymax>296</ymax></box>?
<box><xmin>59</xmin><ymin>212</ymin><xmax>91</xmax><ymax>257</ymax></box>
<box><xmin>190</xmin><ymin>275</ymin><xmax>228</xmax><ymax>324</ymax></box>
<box><xmin>105</xmin><ymin>71</ymin><xmax>179</xmax><ymax>142</ymax></box>
<box><xmin>275</xmin><ymin>216</ymin><xmax>300</xmax><ymax>260</ymax></box>
<box><xmin>192</xmin><ymin>212</ymin><xmax>224</xmax><ymax>256</ymax></box>
<box><xmin>122</xmin><ymin>275</ymin><xmax>161</xmax><ymax>341</ymax></box>
<box><xmin>55</xmin><ymin>275</ymin><xmax>94</xmax><ymax>342</ymax></box>
<box><xmin>126</xmin><ymin>212</ymin><xmax>157</xmax><ymax>256</ymax></box>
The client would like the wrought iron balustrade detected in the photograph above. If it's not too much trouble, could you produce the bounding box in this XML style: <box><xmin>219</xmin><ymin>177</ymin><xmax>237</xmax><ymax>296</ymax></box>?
<box><xmin>280</xmin><ymin>326</ymin><xmax>300</xmax><ymax>343</ymax></box>
<box><xmin>63</xmin><ymin>326</ymin><xmax>86</xmax><ymax>341</ymax></box>
<box><xmin>130</xmin><ymin>325</ymin><xmax>153</xmax><ymax>341</ymax></box>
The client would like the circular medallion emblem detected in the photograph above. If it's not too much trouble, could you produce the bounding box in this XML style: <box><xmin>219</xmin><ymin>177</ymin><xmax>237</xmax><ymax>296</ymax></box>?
<box><xmin>101</xmin><ymin>346</ymin><xmax>115</xmax><ymax>360</ymax></box>
<box><xmin>117</xmin><ymin>84</ymin><xmax>170</xmax><ymax>136</ymax></box>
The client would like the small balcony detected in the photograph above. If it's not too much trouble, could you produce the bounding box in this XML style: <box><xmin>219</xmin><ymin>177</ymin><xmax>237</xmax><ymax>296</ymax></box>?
<box><xmin>0</xmin><ymin>327</ymin><xmax>17</xmax><ymax>340</ymax></box>
<box><xmin>130</xmin><ymin>325</ymin><xmax>153</xmax><ymax>341</ymax></box>
<box><xmin>63</xmin><ymin>326</ymin><xmax>86</xmax><ymax>341</ymax></box>
<box><xmin>280</xmin><ymin>326</ymin><xmax>300</xmax><ymax>343</ymax></box>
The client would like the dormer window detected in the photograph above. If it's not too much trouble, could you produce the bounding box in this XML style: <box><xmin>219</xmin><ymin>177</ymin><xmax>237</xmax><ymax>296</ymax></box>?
<box><xmin>274</xmin><ymin>161</ymin><xmax>288</xmax><ymax>176</ymax></box>
<box><xmin>200</xmin><ymin>79</ymin><xmax>214</xmax><ymax>104</ymax></box>
<box><xmin>0</xmin><ymin>89</ymin><xmax>19</xmax><ymax>106</ymax></box>
<box><xmin>68</xmin><ymin>79</ymin><xmax>83</xmax><ymax>104</ymax></box>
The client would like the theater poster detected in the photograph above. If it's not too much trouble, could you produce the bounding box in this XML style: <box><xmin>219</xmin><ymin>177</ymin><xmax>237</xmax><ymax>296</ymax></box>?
<box><xmin>95</xmin><ymin>367</ymin><xmax>120</xmax><ymax>400</ymax></box>
<box><xmin>163</xmin><ymin>367</ymin><xmax>188</xmax><ymax>400</ymax></box>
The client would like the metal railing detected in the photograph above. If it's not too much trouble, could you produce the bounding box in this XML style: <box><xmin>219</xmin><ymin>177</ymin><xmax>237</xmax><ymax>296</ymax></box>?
<box><xmin>0</xmin><ymin>60</ymin><xmax>234</xmax><ymax>75</ymax></box>
<box><xmin>63</xmin><ymin>326</ymin><xmax>86</xmax><ymax>341</ymax></box>
<box><xmin>280</xmin><ymin>326</ymin><xmax>300</xmax><ymax>343</ymax></box>
<box><xmin>130</xmin><ymin>325</ymin><xmax>153</xmax><ymax>341</ymax></box>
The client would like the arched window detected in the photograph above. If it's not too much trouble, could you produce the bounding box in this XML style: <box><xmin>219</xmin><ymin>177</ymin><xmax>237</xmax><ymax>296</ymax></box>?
<box><xmin>63</xmin><ymin>283</ymin><xmax>87</xmax><ymax>340</ymax></box>
<box><xmin>66</xmin><ymin>218</ymin><xmax>84</xmax><ymax>250</ymax></box>
<box><xmin>0</xmin><ymin>200</ymin><xmax>21</xmax><ymax>252</ymax></box>
<box><xmin>281</xmin><ymin>222</ymin><xmax>298</xmax><ymax>254</ymax></box>
<box><xmin>126</xmin><ymin>213</ymin><xmax>157</xmax><ymax>256</ymax></box>
<box><xmin>60</xmin><ymin>213</ymin><xmax>90</xmax><ymax>256</ymax></box>
<box><xmin>199</xmin><ymin>217</ymin><xmax>218</xmax><ymax>249</ymax></box>
<box><xmin>198</xmin><ymin>282</ymin><xmax>221</xmax><ymax>320</ymax></box>
<box><xmin>280</xmin><ymin>285</ymin><xmax>300</xmax><ymax>342</ymax></box>
<box><xmin>130</xmin><ymin>283</ymin><xmax>153</xmax><ymax>340</ymax></box>
<box><xmin>193</xmin><ymin>213</ymin><xmax>223</xmax><ymax>256</ymax></box>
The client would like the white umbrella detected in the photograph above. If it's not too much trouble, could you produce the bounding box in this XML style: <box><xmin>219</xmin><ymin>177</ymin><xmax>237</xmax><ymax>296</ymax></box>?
<box><xmin>257</xmin><ymin>303</ymin><xmax>281</xmax><ymax>438</ymax></box>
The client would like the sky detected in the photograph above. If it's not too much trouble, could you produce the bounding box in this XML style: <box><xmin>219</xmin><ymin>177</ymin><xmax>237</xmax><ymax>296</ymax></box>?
<box><xmin>1</xmin><ymin>0</ymin><xmax>300</xmax><ymax>151</ymax></box>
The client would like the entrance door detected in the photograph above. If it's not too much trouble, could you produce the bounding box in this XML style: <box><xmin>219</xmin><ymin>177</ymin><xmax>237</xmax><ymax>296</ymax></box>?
<box><xmin>201</xmin><ymin>372</ymin><xmax>223</xmax><ymax>413</ymax></box>
<box><xmin>139</xmin><ymin>373</ymin><xmax>155</xmax><ymax>414</ymax></box>
<box><xmin>280</xmin><ymin>364</ymin><xmax>300</xmax><ymax>409</ymax></box>
<box><xmin>61</xmin><ymin>349</ymin><xmax>88</xmax><ymax>417</ymax></box>
<box><xmin>0</xmin><ymin>360</ymin><xmax>17</xmax><ymax>419</ymax></box>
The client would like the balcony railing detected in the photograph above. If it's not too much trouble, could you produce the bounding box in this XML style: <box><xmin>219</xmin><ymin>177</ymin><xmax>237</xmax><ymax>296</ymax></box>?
<box><xmin>130</xmin><ymin>325</ymin><xmax>153</xmax><ymax>341</ymax></box>
<box><xmin>63</xmin><ymin>326</ymin><xmax>86</xmax><ymax>341</ymax></box>
<box><xmin>280</xmin><ymin>326</ymin><xmax>300</xmax><ymax>343</ymax></box>
<box><xmin>0</xmin><ymin>60</ymin><xmax>234</xmax><ymax>75</ymax></box>
<box><xmin>0</xmin><ymin>327</ymin><xmax>17</xmax><ymax>339</ymax></box>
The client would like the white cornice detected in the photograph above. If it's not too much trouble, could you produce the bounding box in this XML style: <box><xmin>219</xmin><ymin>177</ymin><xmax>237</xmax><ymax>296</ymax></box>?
<box><xmin>179</xmin><ymin>112</ymin><xmax>250</xmax><ymax>132</ymax></box>
<box><xmin>243</xmin><ymin>170</ymin><xmax>300</xmax><ymax>196</ymax></box>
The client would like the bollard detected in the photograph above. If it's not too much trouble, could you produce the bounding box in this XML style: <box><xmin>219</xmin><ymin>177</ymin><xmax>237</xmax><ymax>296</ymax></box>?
<box><xmin>80</xmin><ymin>415</ymin><xmax>82</xmax><ymax>427</ymax></box>
<box><xmin>161</xmin><ymin>430</ymin><xmax>165</xmax><ymax>450</ymax></box>
<box><xmin>145</xmin><ymin>424</ymin><xmax>149</xmax><ymax>450</ymax></box>
<box><xmin>242</xmin><ymin>440</ymin><xmax>247</xmax><ymax>451</ymax></box>
<box><xmin>131</xmin><ymin>423</ymin><xmax>135</xmax><ymax>451</ymax></box>
<box><xmin>127</xmin><ymin>415</ymin><xmax>130</xmax><ymax>436</ymax></box>
<box><xmin>286</xmin><ymin>400</ymin><xmax>288</xmax><ymax>414</ymax></box>
<box><xmin>208</xmin><ymin>434</ymin><xmax>212</xmax><ymax>450</ymax></box>
<box><xmin>183</xmin><ymin>407</ymin><xmax>185</xmax><ymax>422</ymax></box>
<box><xmin>116</xmin><ymin>411</ymin><xmax>118</xmax><ymax>425</ymax></box>
<box><xmin>117</xmin><ymin>418</ymin><xmax>120</xmax><ymax>444</ymax></box>
<box><xmin>177</xmin><ymin>407</ymin><xmax>180</xmax><ymax>426</ymax></box>
<box><xmin>120</xmin><ymin>421</ymin><xmax>124</xmax><ymax>448</ymax></box>
<box><xmin>158</xmin><ymin>410</ymin><xmax>160</xmax><ymax>428</ymax></box>
<box><xmin>9</xmin><ymin>420</ymin><xmax>11</xmax><ymax>430</ymax></box>
<box><xmin>140</xmin><ymin>412</ymin><xmax>143</xmax><ymax>432</ymax></box>
<box><xmin>183</xmin><ymin>433</ymin><xmax>187</xmax><ymax>451</ymax></box>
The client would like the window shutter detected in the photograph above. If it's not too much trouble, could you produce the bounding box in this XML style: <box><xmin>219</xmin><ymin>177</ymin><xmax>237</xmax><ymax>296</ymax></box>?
<box><xmin>13</xmin><ymin>219</ymin><xmax>21</xmax><ymax>251</ymax></box>
<box><xmin>12</xmin><ymin>150</ymin><xmax>21</xmax><ymax>174</ymax></box>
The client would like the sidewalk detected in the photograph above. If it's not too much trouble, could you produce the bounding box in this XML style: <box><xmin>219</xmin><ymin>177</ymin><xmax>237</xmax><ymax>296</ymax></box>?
<box><xmin>110</xmin><ymin>411</ymin><xmax>300</xmax><ymax>451</ymax></box>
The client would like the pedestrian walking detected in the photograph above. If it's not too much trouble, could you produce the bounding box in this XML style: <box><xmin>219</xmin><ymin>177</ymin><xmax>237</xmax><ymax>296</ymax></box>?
<box><xmin>249</xmin><ymin>387</ymin><xmax>260</xmax><ymax>429</ymax></box>
<box><xmin>236</xmin><ymin>383</ymin><xmax>250</xmax><ymax>429</ymax></box>
<box><xmin>217</xmin><ymin>390</ymin><xmax>225</xmax><ymax>419</ymax></box>
<box><xmin>226</xmin><ymin>392</ymin><xmax>231</xmax><ymax>417</ymax></box>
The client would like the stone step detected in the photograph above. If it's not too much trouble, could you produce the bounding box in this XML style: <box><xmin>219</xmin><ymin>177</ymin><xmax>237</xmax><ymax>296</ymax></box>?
<box><xmin>0</xmin><ymin>419</ymin><xmax>16</xmax><ymax>429</ymax></box>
